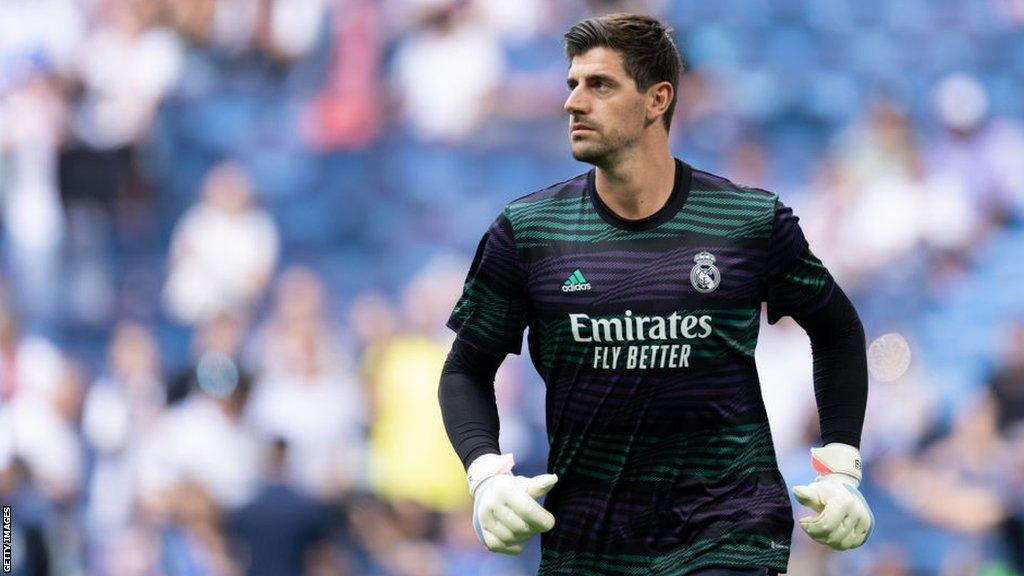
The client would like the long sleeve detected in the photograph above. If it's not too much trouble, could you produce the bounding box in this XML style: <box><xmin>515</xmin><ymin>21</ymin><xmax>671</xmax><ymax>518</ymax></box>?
<box><xmin>761</xmin><ymin>199</ymin><xmax>867</xmax><ymax>447</ymax></box>
<box><xmin>438</xmin><ymin>338</ymin><xmax>505</xmax><ymax>469</ymax></box>
<box><xmin>793</xmin><ymin>284</ymin><xmax>868</xmax><ymax>448</ymax></box>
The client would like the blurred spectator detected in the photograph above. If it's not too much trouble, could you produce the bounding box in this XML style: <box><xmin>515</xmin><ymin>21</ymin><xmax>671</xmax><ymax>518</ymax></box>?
<box><xmin>346</xmin><ymin>493</ymin><xmax>446</xmax><ymax>576</ymax></box>
<box><xmin>836</xmin><ymin>97</ymin><xmax>918</xmax><ymax>187</ymax></box>
<box><xmin>364</xmin><ymin>259</ymin><xmax>468</xmax><ymax>512</ymax></box>
<box><xmin>928</xmin><ymin>73</ymin><xmax>1024</xmax><ymax>227</ymax></box>
<box><xmin>165</xmin><ymin>0</ymin><xmax>217</xmax><ymax>43</ymax></box>
<box><xmin>259</xmin><ymin>0</ymin><xmax>327</xmax><ymax>61</ymax></box>
<box><xmin>99</xmin><ymin>525</ymin><xmax>161</xmax><ymax>576</ymax></box>
<box><xmin>0</xmin><ymin>300</ymin><xmax>63</xmax><ymax>403</ymax></box>
<box><xmin>391</xmin><ymin>1</ymin><xmax>506</xmax><ymax>142</ymax></box>
<box><xmin>169</xmin><ymin>310</ymin><xmax>252</xmax><ymax>404</ymax></box>
<box><xmin>82</xmin><ymin>323</ymin><xmax>165</xmax><ymax>535</ymax></box>
<box><xmin>70</xmin><ymin>0</ymin><xmax>183</xmax><ymax>149</ymax></box>
<box><xmin>1</xmin><ymin>351</ymin><xmax>85</xmax><ymax>503</ymax></box>
<box><xmin>136</xmin><ymin>317</ymin><xmax>260</xmax><ymax>510</ymax></box>
<box><xmin>988</xmin><ymin>321</ymin><xmax>1024</xmax><ymax>567</ymax></box>
<box><xmin>988</xmin><ymin>321</ymin><xmax>1024</xmax><ymax>436</ymax></box>
<box><xmin>347</xmin><ymin>290</ymin><xmax>399</xmax><ymax>359</ymax></box>
<box><xmin>245</xmin><ymin>268</ymin><xmax>368</xmax><ymax>499</ymax></box>
<box><xmin>797</xmin><ymin>156</ymin><xmax>857</xmax><ymax>281</ymax></box>
<box><xmin>878</xmin><ymin>395</ymin><xmax>1012</xmax><ymax>536</ymax></box>
<box><xmin>0</xmin><ymin>75</ymin><xmax>66</xmax><ymax>326</ymax></box>
<box><xmin>225</xmin><ymin>438</ymin><xmax>336</xmax><ymax>576</ymax></box>
<box><xmin>860</xmin><ymin>360</ymin><xmax>940</xmax><ymax>463</ymax></box>
<box><xmin>247</xmin><ymin>266</ymin><xmax>341</xmax><ymax>375</ymax></box>
<box><xmin>160</xmin><ymin>479</ymin><xmax>237</xmax><ymax>576</ymax></box>
<box><xmin>0</xmin><ymin>0</ymin><xmax>84</xmax><ymax>88</ymax></box>
<box><xmin>57</xmin><ymin>0</ymin><xmax>183</xmax><ymax>328</ymax></box>
<box><xmin>829</xmin><ymin>98</ymin><xmax>924</xmax><ymax>288</ymax></box>
<box><xmin>163</xmin><ymin>161</ymin><xmax>280</xmax><ymax>325</ymax></box>
<box><xmin>302</xmin><ymin>0</ymin><xmax>383</xmax><ymax>151</ymax></box>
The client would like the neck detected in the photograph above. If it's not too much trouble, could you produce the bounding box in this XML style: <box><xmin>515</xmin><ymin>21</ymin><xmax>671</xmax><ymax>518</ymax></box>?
<box><xmin>594</xmin><ymin>142</ymin><xmax>676</xmax><ymax>220</ymax></box>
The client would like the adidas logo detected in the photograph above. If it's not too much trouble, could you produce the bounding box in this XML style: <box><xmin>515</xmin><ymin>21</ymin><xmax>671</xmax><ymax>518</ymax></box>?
<box><xmin>562</xmin><ymin>268</ymin><xmax>592</xmax><ymax>292</ymax></box>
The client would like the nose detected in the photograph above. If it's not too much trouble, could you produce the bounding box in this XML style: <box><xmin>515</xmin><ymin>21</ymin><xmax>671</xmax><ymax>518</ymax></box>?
<box><xmin>564</xmin><ymin>86</ymin><xmax>588</xmax><ymax>117</ymax></box>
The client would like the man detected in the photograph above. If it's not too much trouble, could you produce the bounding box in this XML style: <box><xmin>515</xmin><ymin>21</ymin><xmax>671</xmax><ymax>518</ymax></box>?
<box><xmin>439</xmin><ymin>13</ymin><xmax>871</xmax><ymax>576</ymax></box>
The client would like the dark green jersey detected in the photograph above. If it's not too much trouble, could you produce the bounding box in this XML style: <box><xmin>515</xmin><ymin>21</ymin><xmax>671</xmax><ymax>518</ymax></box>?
<box><xmin>448</xmin><ymin>160</ymin><xmax>834</xmax><ymax>575</ymax></box>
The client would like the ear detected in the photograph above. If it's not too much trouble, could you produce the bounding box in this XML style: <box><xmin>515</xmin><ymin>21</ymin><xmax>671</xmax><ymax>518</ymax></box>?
<box><xmin>646</xmin><ymin>81</ymin><xmax>674</xmax><ymax>124</ymax></box>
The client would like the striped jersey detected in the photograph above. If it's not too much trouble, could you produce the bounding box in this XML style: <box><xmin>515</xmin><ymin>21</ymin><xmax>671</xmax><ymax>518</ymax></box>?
<box><xmin>447</xmin><ymin>159</ymin><xmax>835</xmax><ymax>575</ymax></box>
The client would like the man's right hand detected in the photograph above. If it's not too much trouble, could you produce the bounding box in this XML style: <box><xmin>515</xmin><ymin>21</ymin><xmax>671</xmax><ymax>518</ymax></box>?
<box><xmin>468</xmin><ymin>453</ymin><xmax>558</xmax><ymax>555</ymax></box>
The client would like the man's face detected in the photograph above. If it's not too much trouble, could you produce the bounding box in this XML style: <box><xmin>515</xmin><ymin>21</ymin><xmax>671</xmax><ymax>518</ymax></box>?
<box><xmin>564</xmin><ymin>47</ymin><xmax>648</xmax><ymax>166</ymax></box>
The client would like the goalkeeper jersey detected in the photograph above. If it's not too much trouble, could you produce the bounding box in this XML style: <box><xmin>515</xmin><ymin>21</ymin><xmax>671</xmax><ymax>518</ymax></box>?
<box><xmin>447</xmin><ymin>159</ymin><xmax>835</xmax><ymax>575</ymax></box>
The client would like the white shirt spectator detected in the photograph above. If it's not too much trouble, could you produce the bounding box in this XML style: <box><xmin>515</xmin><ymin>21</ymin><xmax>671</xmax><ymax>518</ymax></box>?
<box><xmin>247</xmin><ymin>363</ymin><xmax>367</xmax><ymax>498</ymax></box>
<box><xmin>163</xmin><ymin>162</ymin><xmax>279</xmax><ymax>325</ymax></box>
<box><xmin>393</xmin><ymin>7</ymin><xmax>505</xmax><ymax>142</ymax></box>
<box><xmin>136</xmin><ymin>394</ymin><xmax>261</xmax><ymax>509</ymax></box>
<box><xmin>73</xmin><ymin>25</ymin><xmax>183</xmax><ymax>149</ymax></box>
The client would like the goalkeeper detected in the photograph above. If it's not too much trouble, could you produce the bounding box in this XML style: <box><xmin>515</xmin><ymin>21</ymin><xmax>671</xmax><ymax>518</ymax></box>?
<box><xmin>439</xmin><ymin>12</ymin><xmax>871</xmax><ymax>576</ymax></box>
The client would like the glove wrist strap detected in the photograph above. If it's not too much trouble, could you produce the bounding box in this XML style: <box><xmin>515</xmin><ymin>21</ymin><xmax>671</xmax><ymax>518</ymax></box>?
<box><xmin>810</xmin><ymin>443</ymin><xmax>862</xmax><ymax>486</ymax></box>
<box><xmin>467</xmin><ymin>453</ymin><xmax>515</xmax><ymax>496</ymax></box>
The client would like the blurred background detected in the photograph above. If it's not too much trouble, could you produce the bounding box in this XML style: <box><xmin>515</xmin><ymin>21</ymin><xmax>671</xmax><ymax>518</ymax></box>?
<box><xmin>1</xmin><ymin>0</ymin><xmax>1024</xmax><ymax>574</ymax></box>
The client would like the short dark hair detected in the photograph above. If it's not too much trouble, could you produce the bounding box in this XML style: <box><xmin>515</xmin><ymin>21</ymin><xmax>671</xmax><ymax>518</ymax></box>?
<box><xmin>564</xmin><ymin>13</ymin><xmax>683</xmax><ymax>131</ymax></box>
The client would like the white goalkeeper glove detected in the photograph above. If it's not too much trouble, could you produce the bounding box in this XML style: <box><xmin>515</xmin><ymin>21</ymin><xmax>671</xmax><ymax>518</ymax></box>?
<box><xmin>792</xmin><ymin>443</ymin><xmax>874</xmax><ymax>551</ymax></box>
<box><xmin>466</xmin><ymin>453</ymin><xmax>558</xmax><ymax>555</ymax></box>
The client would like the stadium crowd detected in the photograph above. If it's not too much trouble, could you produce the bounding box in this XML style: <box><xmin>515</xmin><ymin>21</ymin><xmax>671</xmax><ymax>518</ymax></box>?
<box><xmin>1</xmin><ymin>0</ymin><xmax>1024</xmax><ymax>574</ymax></box>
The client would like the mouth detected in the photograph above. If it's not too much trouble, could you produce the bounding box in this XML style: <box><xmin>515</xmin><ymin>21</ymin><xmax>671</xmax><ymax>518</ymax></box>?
<box><xmin>571</xmin><ymin>123</ymin><xmax>596</xmax><ymax>135</ymax></box>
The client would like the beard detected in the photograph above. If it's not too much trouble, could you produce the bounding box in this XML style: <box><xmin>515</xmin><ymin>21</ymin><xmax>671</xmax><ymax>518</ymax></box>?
<box><xmin>569</xmin><ymin>126</ymin><xmax>637</xmax><ymax>167</ymax></box>
<box><xmin>571</xmin><ymin>139</ymin><xmax>612</xmax><ymax>165</ymax></box>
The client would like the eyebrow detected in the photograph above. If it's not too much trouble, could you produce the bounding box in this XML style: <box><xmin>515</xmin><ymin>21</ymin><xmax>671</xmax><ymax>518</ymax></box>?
<box><xmin>566</xmin><ymin>73</ymin><xmax>618</xmax><ymax>88</ymax></box>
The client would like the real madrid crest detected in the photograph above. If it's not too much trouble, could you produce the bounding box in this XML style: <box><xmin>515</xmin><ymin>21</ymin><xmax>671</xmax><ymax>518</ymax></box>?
<box><xmin>690</xmin><ymin>251</ymin><xmax>720</xmax><ymax>293</ymax></box>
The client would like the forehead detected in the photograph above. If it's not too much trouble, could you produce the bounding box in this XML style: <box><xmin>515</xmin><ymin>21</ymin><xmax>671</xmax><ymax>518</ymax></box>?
<box><xmin>567</xmin><ymin>47</ymin><xmax>629</xmax><ymax>80</ymax></box>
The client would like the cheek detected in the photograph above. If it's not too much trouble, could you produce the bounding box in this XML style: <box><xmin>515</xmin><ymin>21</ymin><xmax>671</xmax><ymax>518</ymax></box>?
<box><xmin>609</xmin><ymin>101</ymin><xmax>648</xmax><ymax>136</ymax></box>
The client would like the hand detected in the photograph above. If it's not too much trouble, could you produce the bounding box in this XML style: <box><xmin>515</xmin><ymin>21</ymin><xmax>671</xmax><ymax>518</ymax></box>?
<box><xmin>792</xmin><ymin>443</ymin><xmax>874</xmax><ymax>551</ymax></box>
<box><xmin>467</xmin><ymin>453</ymin><xmax>558</xmax><ymax>555</ymax></box>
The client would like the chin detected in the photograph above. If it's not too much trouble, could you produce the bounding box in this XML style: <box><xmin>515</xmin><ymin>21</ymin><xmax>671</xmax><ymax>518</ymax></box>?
<box><xmin>570</xmin><ymin>143</ymin><xmax>608</xmax><ymax>165</ymax></box>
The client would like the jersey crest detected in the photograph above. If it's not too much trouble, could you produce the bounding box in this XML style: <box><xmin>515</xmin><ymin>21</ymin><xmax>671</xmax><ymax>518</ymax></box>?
<box><xmin>690</xmin><ymin>251</ymin><xmax>721</xmax><ymax>293</ymax></box>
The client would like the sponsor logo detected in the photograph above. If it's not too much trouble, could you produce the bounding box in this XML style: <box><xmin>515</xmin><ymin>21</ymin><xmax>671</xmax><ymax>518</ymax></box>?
<box><xmin>568</xmin><ymin>311</ymin><xmax>714</xmax><ymax>370</ymax></box>
<box><xmin>568</xmin><ymin>311</ymin><xmax>712</xmax><ymax>342</ymax></box>
<box><xmin>562</xmin><ymin>268</ymin><xmax>592</xmax><ymax>292</ymax></box>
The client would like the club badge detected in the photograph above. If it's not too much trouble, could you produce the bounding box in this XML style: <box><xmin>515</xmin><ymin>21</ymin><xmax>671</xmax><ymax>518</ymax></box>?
<box><xmin>690</xmin><ymin>251</ymin><xmax>720</xmax><ymax>293</ymax></box>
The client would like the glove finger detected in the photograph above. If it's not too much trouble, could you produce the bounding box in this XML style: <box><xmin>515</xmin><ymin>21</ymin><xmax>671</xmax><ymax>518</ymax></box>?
<box><xmin>792</xmin><ymin>485</ymin><xmax>824</xmax><ymax>513</ymax></box>
<box><xmin>497</xmin><ymin>504</ymin><xmax>533</xmax><ymax>538</ymax></box>
<box><xmin>846</xmin><ymin>484</ymin><xmax>875</xmax><ymax>540</ymax></box>
<box><xmin>494</xmin><ymin>541</ymin><xmax>524</xmax><ymax>556</ymax></box>
<box><xmin>505</xmin><ymin>490</ymin><xmax>556</xmax><ymax>532</ymax></box>
<box><xmin>823</xmin><ymin>515</ymin><xmax>856</xmax><ymax>550</ymax></box>
<box><xmin>800</xmin><ymin>497</ymin><xmax>849</xmax><ymax>542</ymax></box>
<box><xmin>480</xmin><ymin>527</ymin><xmax>507</xmax><ymax>551</ymax></box>
<box><xmin>483</xmin><ymin>517</ymin><xmax>518</xmax><ymax>547</ymax></box>
<box><xmin>840</xmin><ymin>512</ymin><xmax>872</xmax><ymax>549</ymax></box>
<box><xmin>483</xmin><ymin>528</ymin><xmax>524</xmax><ymax>556</ymax></box>
<box><xmin>526</xmin><ymin>474</ymin><xmax>559</xmax><ymax>498</ymax></box>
